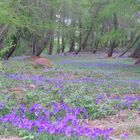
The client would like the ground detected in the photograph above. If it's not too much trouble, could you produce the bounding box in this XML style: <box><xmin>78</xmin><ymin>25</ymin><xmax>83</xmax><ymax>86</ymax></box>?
<box><xmin>0</xmin><ymin>52</ymin><xmax>140</xmax><ymax>140</ymax></box>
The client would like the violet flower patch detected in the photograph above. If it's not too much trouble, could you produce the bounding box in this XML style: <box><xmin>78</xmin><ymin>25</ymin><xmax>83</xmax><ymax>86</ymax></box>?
<box><xmin>95</xmin><ymin>94</ymin><xmax>140</xmax><ymax>110</ymax></box>
<box><xmin>0</xmin><ymin>102</ymin><xmax>114</xmax><ymax>139</ymax></box>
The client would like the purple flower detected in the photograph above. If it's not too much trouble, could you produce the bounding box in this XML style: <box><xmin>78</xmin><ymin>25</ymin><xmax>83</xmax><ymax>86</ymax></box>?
<box><xmin>123</xmin><ymin>133</ymin><xmax>129</xmax><ymax>139</ymax></box>
<box><xmin>0</xmin><ymin>101</ymin><xmax>114</xmax><ymax>139</ymax></box>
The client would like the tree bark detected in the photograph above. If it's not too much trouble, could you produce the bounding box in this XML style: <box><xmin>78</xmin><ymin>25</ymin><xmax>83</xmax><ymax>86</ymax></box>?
<box><xmin>0</xmin><ymin>25</ymin><xmax>8</xmax><ymax>50</ymax></box>
<box><xmin>75</xmin><ymin>4</ymin><xmax>102</xmax><ymax>55</ymax></box>
<box><xmin>135</xmin><ymin>56</ymin><xmax>140</xmax><ymax>64</ymax></box>
<box><xmin>107</xmin><ymin>12</ymin><xmax>118</xmax><ymax>57</ymax></box>
<box><xmin>57</xmin><ymin>34</ymin><xmax>60</xmax><ymax>54</ymax></box>
<box><xmin>79</xmin><ymin>17</ymin><xmax>82</xmax><ymax>51</ymax></box>
<box><xmin>4</xmin><ymin>34</ymin><xmax>19</xmax><ymax>60</ymax></box>
<box><xmin>34</xmin><ymin>32</ymin><xmax>52</xmax><ymax>56</ymax></box>
<box><xmin>129</xmin><ymin>42</ymin><xmax>140</xmax><ymax>58</ymax></box>
<box><xmin>61</xmin><ymin>34</ymin><xmax>65</xmax><ymax>53</ymax></box>
<box><xmin>93</xmin><ymin>39</ymin><xmax>100</xmax><ymax>53</ymax></box>
<box><xmin>47</xmin><ymin>9</ymin><xmax>54</xmax><ymax>55</ymax></box>
<box><xmin>119</xmin><ymin>33</ymin><xmax>140</xmax><ymax>57</ymax></box>
<box><xmin>75</xmin><ymin>26</ymin><xmax>93</xmax><ymax>54</ymax></box>
<box><xmin>32</xmin><ymin>36</ymin><xmax>36</xmax><ymax>55</ymax></box>
<box><xmin>69</xmin><ymin>39</ymin><xmax>75</xmax><ymax>53</ymax></box>
<box><xmin>92</xmin><ymin>26</ymin><xmax>104</xmax><ymax>54</ymax></box>
<box><xmin>47</xmin><ymin>40</ymin><xmax>54</xmax><ymax>55</ymax></box>
<box><xmin>108</xmin><ymin>41</ymin><xmax>115</xmax><ymax>57</ymax></box>
<box><xmin>47</xmin><ymin>33</ymin><xmax>54</xmax><ymax>55</ymax></box>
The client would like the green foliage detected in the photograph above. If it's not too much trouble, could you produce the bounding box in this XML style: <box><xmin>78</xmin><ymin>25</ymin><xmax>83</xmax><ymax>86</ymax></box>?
<box><xmin>0</xmin><ymin>0</ymin><xmax>140</xmax><ymax>55</ymax></box>
<box><xmin>0</xmin><ymin>56</ymin><xmax>140</xmax><ymax>139</ymax></box>
<box><xmin>0</xmin><ymin>62</ymin><xmax>3</xmax><ymax>71</ymax></box>
<box><xmin>101</xmin><ymin>29</ymin><xmax>125</xmax><ymax>44</ymax></box>
<box><xmin>0</xmin><ymin>38</ymin><xmax>14</xmax><ymax>58</ymax></box>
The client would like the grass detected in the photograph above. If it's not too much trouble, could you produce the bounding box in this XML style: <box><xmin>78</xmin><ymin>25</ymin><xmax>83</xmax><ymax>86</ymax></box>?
<box><xmin>0</xmin><ymin>54</ymin><xmax>140</xmax><ymax>140</ymax></box>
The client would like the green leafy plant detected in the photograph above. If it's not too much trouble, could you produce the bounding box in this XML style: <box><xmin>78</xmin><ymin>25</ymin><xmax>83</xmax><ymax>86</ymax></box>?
<box><xmin>0</xmin><ymin>38</ymin><xmax>14</xmax><ymax>58</ymax></box>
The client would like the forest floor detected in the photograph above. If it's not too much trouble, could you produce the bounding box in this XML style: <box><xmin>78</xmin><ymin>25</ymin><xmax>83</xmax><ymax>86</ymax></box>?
<box><xmin>0</xmin><ymin>52</ymin><xmax>140</xmax><ymax>140</ymax></box>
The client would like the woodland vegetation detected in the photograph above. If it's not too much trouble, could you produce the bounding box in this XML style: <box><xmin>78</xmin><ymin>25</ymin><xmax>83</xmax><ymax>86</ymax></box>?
<box><xmin>0</xmin><ymin>0</ymin><xmax>140</xmax><ymax>62</ymax></box>
<box><xmin>0</xmin><ymin>1</ymin><xmax>140</xmax><ymax>140</ymax></box>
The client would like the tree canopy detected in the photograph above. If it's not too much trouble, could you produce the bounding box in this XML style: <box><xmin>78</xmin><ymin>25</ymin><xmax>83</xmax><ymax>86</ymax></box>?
<box><xmin>0</xmin><ymin>0</ymin><xmax>140</xmax><ymax>62</ymax></box>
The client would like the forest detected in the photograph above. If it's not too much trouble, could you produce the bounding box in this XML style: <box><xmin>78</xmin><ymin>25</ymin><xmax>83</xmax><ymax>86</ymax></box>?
<box><xmin>0</xmin><ymin>0</ymin><xmax>140</xmax><ymax>140</ymax></box>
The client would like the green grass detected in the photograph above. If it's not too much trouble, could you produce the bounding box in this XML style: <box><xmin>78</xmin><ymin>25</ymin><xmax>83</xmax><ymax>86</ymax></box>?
<box><xmin>0</xmin><ymin>55</ymin><xmax>140</xmax><ymax>139</ymax></box>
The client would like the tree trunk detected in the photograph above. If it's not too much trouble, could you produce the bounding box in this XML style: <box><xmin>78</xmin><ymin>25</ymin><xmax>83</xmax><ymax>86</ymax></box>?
<box><xmin>4</xmin><ymin>34</ymin><xmax>18</xmax><ymax>60</ymax></box>
<box><xmin>0</xmin><ymin>25</ymin><xmax>8</xmax><ymax>51</ymax></box>
<box><xmin>107</xmin><ymin>12</ymin><xmax>118</xmax><ymax>57</ymax></box>
<box><xmin>79</xmin><ymin>17</ymin><xmax>82</xmax><ymax>50</ymax></box>
<box><xmin>92</xmin><ymin>29</ymin><xmax>104</xmax><ymax>54</ymax></box>
<box><xmin>75</xmin><ymin>4</ymin><xmax>102</xmax><ymax>55</ymax></box>
<box><xmin>32</xmin><ymin>36</ymin><xmax>36</xmax><ymax>55</ymax></box>
<box><xmin>135</xmin><ymin>56</ymin><xmax>140</xmax><ymax>64</ymax></box>
<box><xmin>75</xmin><ymin>26</ymin><xmax>93</xmax><ymax>54</ymax></box>
<box><xmin>108</xmin><ymin>41</ymin><xmax>115</xmax><ymax>57</ymax></box>
<box><xmin>35</xmin><ymin>45</ymin><xmax>46</xmax><ymax>57</ymax></box>
<box><xmin>79</xmin><ymin>31</ymin><xmax>82</xmax><ymax>51</ymax></box>
<box><xmin>57</xmin><ymin>34</ymin><xmax>60</xmax><ymax>54</ymax></box>
<box><xmin>93</xmin><ymin>39</ymin><xmax>100</xmax><ymax>53</ymax></box>
<box><xmin>61</xmin><ymin>35</ymin><xmax>65</xmax><ymax>53</ymax></box>
<box><xmin>69</xmin><ymin>39</ymin><xmax>75</xmax><ymax>53</ymax></box>
<box><xmin>48</xmin><ymin>40</ymin><xmax>54</xmax><ymax>55</ymax></box>
<box><xmin>34</xmin><ymin>32</ymin><xmax>52</xmax><ymax>56</ymax></box>
<box><xmin>129</xmin><ymin>42</ymin><xmax>140</xmax><ymax>58</ymax></box>
<box><xmin>47</xmin><ymin>34</ymin><xmax>54</xmax><ymax>55</ymax></box>
<box><xmin>47</xmin><ymin>9</ymin><xmax>54</xmax><ymax>55</ymax></box>
<box><xmin>120</xmin><ymin>33</ymin><xmax>140</xmax><ymax>57</ymax></box>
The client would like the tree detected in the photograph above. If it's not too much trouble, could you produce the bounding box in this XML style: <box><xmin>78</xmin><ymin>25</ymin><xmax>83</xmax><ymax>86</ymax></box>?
<box><xmin>0</xmin><ymin>0</ymin><xmax>140</xmax><ymax>63</ymax></box>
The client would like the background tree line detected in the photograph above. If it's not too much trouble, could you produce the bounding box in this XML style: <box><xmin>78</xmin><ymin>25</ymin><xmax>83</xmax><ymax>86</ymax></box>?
<box><xmin>0</xmin><ymin>0</ymin><xmax>140</xmax><ymax>63</ymax></box>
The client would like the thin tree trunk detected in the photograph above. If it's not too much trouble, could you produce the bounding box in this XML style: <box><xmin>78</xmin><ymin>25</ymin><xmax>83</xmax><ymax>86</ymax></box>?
<box><xmin>79</xmin><ymin>17</ymin><xmax>82</xmax><ymax>50</ymax></box>
<box><xmin>0</xmin><ymin>25</ymin><xmax>8</xmax><ymax>50</ymax></box>
<box><xmin>47</xmin><ymin>38</ymin><xmax>54</xmax><ymax>55</ymax></box>
<box><xmin>34</xmin><ymin>32</ymin><xmax>52</xmax><ymax>56</ymax></box>
<box><xmin>4</xmin><ymin>34</ymin><xmax>18</xmax><ymax>60</ymax></box>
<box><xmin>119</xmin><ymin>34</ymin><xmax>140</xmax><ymax>57</ymax></box>
<box><xmin>74</xmin><ymin>4</ymin><xmax>103</xmax><ymax>55</ymax></box>
<box><xmin>135</xmin><ymin>56</ymin><xmax>140</xmax><ymax>64</ymax></box>
<box><xmin>124</xmin><ymin>35</ymin><xmax>128</xmax><ymax>46</ymax></box>
<box><xmin>32</xmin><ymin>36</ymin><xmax>36</xmax><ymax>55</ymax></box>
<box><xmin>47</xmin><ymin>9</ymin><xmax>54</xmax><ymax>55</ymax></box>
<box><xmin>48</xmin><ymin>42</ymin><xmax>53</xmax><ymax>55</ymax></box>
<box><xmin>108</xmin><ymin>41</ymin><xmax>115</xmax><ymax>57</ymax></box>
<box><xmin>108</xmin><ymin>12</ymin><xmax>118</xmax><ymax>57</ymax></box>
<box><xmin>75</xmin><ymin>26</ymin><xmax>93</xmax><ymax>54</ymax></box>
<box><xmin>129</xmin><ymin>42</ymin><xmax>140</xmax><ymax>58</ymax></box>
<box><xmin>93</xmin><ymin>39</ymin><xmax>100</xmax><ymax>53</ymax></box>
<box><xmin>57</xmin><ymin>34</ymin><xmax>60</xmax><ymax>54</ymax></box>
<box><xmin>61</xmin><ymin>34</ymin><xmax>65</xmax><ymax>53</ymax></box>
<box><xmin>69</xmin><ymin>39</ymin><xmax>75</xmax><ymax>53</ymax></box>
<box><xmin>79</xmin><ymin>31</ymin><xmax>82</xmax><ymax>51</ymax></box>
<box><xmin>120</xmin><ymin>45</ymin><xmax>132</xmax><ymax>57</ymax></box>
<box><xmin>92</xmin><ymin>26</ymin><xmax>104</xmax><ymax>54</ymax></box>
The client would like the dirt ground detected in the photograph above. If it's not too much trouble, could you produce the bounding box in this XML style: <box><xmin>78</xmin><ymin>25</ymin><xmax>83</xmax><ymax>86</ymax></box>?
<box><xmin>88</xmin><ymin>110</ymin><xmax>140</xmax><ymax>139</ymax></box>
<box><xmin>0</xmin><ymin>137</ymin><xmax>23</xmax><ymax>140</ymax></box>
